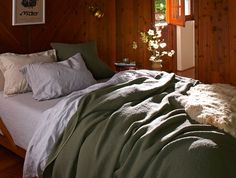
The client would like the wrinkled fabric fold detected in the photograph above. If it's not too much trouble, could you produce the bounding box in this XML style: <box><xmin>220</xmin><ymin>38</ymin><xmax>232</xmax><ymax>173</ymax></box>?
<box><xmin>40</xmin><ymin>71</ymin><xmax>236</xmax><ymax>178</ymax></box>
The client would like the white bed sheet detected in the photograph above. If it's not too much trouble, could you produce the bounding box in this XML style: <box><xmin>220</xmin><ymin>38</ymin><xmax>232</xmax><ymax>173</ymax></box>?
<box><xmin>0</xmin><ymin>92</ymin><xmax>62</xmax><ymax>150</ymax></box>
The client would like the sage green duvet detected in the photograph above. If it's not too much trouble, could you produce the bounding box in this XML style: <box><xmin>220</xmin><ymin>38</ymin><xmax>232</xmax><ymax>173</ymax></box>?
<box><xmin>43</xmin><ymin>73</ymin><xmax>236</xmax><ymax>178</ymax></box>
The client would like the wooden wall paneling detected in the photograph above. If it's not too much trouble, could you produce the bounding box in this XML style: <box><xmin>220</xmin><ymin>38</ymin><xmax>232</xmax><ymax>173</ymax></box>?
<box><xmin>160</xmin><ymin>25</ymin><xmax>177</xmax><ymax>72</ymax></box>
<box><xmin>116</xmin><ymin>0</ymin><xmax>135</xmax><ymax>63</ymax></box>
<box><xmin>105</xmin><ymin>0</ymin><xmax>116</xmax><ymax>68</ymax></box>
<box><xmin>0</xmin><ymin>0</ymin><xmax>175</xmax><ymax>71</ymax></box>
<box><xmin>116</xmin><ymin>0</ymin><xmax>153</xmax><ymax>69</ymax></box>
<box><xmin>194</xmin><ymin>0</ymin><xmax>199</xmax><ymax>80</ymax></box>
<box><xmin>28</xmin><ymin>0</ymin><xmax>116</xmax><ymax>68</ymax></box>
<box><xmin>137</xmin><ymin>0</ymin><xmax>154</xmax><ymax>69</ymax></box>
<box><xmin>0</xmin><ymin>0</ymin><xmax>116</xmax><ymax>68</ymax></box>
<box><xmin>29</xmin><ymin>0</ymin><xmax>86</xmax><ymax>51</ymax></box>
<box><xmin>115</xmin><ymin>0</ymin><xmax>122</xmax><ymax>63</ymax></box>
<box><xmin>169</xmin><ymin>24</ymin><xmax>177</xmax><ymax>72</ymax></box>
<box><xmin>228</xmin><ymin>0</ymin><xmax>236</xmax><ymax>85</ymax></box>
<box><xmin>131</xmin><ymin>0</ymin><xmax>141</xmax><ymax>67</ymax></box>
<box><xmin>195</xmin><ymin>0</ymin><xmax>213</xmax><ymax>82</ymax></box>
<box><xmin>210</xmin><ymin>0</ymin><xmax>230</xmax><ymax>83</ymax></box>
<box><xmin>195</xmin><ymin>0</ymin><xmax>231</xmax><ymax>84</ymax></box>
<box><xmin>0</xmin><ymin>1</ymin><xmax>29</xmax><ymax>54</ymax></box>
<box><xmin>93</xmin><ymin>0</ymin><xmax>116</xmax><ymax>68</ymax></box>
<box><xmin>115</xmin><ymin>0</ymin><xmax>124</xmax><ymax>61</ymax></box>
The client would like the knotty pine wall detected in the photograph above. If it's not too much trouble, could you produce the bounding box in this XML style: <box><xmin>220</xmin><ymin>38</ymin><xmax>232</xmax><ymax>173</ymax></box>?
<box><xmin>195</xmin><ymin>0</ymin><xmax>236</xmax><ymax>85</ymax></box>
<box><xmin>0</xmin><ymin>0</ymin><xmax>176</xmax><ymax>71</ymax></box>
<box><xmin>0</xmin><ymin>0</ymin><xmax>116</xmax><ymax>68</ymax></box>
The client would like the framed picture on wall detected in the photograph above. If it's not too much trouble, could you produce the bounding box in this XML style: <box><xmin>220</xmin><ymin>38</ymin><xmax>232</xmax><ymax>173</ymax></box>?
<box><xmin>12</xmin><ymin>0</ymin><xmax>45</xmax><ymax>25</ymax></box>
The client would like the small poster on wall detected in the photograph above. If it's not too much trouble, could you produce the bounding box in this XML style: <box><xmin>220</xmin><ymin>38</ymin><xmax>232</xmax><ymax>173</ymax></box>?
<box><xmin>12</xmin><ymin>0</ymin><xmax>45</xmax><ymax>25</ymax></box>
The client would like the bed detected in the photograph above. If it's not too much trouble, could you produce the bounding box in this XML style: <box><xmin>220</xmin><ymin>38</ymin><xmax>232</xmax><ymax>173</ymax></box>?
<box><xmin>0</xmin><ymin>43</ymin><xmax>236</xmax><ymax>178</ymax></box>
<box><xmin>0</xmin><ymin>91</ymin><xmax>62</xmax><ymax>151</ymax></box>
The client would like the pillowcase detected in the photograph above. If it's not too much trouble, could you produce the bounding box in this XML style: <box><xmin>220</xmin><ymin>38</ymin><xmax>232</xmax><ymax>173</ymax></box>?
<box><xmin>0</xmin><ymin>50</ymin><xmax>56</xmax><ymax>91</ymax></box>
<box><xmin>20</xmin><ymin>53</ymin><xmax>97</xmax><ymax>101</ymax></box>
<box><xmin>0</xmin><ymin>49</ymin><xmax>56</xmax><ymax>95</ymax></box>
<box><xmin>50</xmin><ymin>41</ymin><xmax>115</xmax><ymax>80</ymax></box>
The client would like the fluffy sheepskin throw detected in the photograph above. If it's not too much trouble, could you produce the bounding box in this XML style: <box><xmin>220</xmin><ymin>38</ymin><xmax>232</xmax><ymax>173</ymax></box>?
<box><xmin>178</xmin><ymin>83</ymin><xmax>236</xmax><ymax>138</ymax></box>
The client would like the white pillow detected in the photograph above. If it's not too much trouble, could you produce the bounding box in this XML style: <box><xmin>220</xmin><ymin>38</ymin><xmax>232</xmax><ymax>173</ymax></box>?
<box><xmin>0</xmin><ymin>50</ymin><xmax>56</xmax><ymax>95</ymax></box>
<box><xmin>20</xmin><ymin>53</ymin><xmax>97</xmax><ymax>101</ymax></box>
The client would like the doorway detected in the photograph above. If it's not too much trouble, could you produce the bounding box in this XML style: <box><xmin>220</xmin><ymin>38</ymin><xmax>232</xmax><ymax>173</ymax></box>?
<box><xmin>154</xmin><ymin>0</ymin><xmax>195</xmax><ymax>78</ymax></box>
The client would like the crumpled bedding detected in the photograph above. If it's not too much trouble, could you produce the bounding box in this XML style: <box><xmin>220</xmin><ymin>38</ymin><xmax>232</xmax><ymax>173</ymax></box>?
<box><xmin>23</xmin><ymin>70</ymin><xmax>163</xmax><ymax>178</ymax></box>
<box><xmin>23</xmin><ymin>70</ymin><xmax>236</xmax><ymax>178</ymax></box>
<box><xmin>42</xmin><ymin>73</ymin><xmax>236</xmax><ymax>178</ymax></box>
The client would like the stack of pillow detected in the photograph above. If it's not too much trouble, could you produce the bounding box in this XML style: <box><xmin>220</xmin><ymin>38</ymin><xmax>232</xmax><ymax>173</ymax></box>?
<box><xmin>0</xmin><ymin>41</ymin><xmax>114</xmax><ymax>101</ymax></box>
<box><xmin>0</xmin><ymin>49</ymin><xmax>57</xmax><ymax>96</ymax></box>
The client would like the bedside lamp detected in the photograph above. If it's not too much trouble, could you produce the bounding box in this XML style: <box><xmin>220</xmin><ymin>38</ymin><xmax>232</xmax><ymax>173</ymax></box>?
<box><xmin>88</xmin><ymin>5</ymin><xmax>104</xmax><ymax>19</ymax></box>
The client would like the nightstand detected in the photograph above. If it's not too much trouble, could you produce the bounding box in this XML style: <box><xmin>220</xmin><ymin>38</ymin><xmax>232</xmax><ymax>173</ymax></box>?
<box><xmin>114</xmin><ymin>62</ymin><xmax>137</xmax><ymax>71</ymax></box>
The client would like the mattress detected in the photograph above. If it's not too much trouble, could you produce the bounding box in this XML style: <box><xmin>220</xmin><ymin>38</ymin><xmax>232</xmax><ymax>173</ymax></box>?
<box><xmin>0</xmin><ymin>92</ymin><xmax>62</xmax><ymax>150</ymax></box>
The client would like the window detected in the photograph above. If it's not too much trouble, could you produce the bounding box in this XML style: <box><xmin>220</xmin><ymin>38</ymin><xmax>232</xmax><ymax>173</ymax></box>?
<box><xmin>184</xmin><ymin>0</ymin><xmax>193</xmax><ymax>21</ymax></box>
<box><xmin>166</xmin><ymin>0</ymin><xmax>185</xmax><ymax>26</ymax></box>
<box><xmin>155</xmin><ymin>0</ymin><xmax>193</xmax><ymax>26</ymax></box>
<box><xmin>154</xmin><ymin>0</ymin><xmax>167</xmax><ymax>26</ymax></box>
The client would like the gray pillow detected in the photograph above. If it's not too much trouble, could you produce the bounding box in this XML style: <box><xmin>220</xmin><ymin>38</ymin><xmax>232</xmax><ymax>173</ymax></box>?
<box><xmin>20</xmin><ymin>53</ymin><xmax>97</xmax><ymax>101</ymax></box>
<box><xmin>50</xmin><ymin>41</ymin><xmax>115</xmax><ymax>80</ymax></box>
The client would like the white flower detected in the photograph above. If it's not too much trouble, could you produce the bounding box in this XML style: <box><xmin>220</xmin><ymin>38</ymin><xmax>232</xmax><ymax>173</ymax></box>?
<box><xmin>149</xmin><ymin>40</ymin><xmax>155</xmax><ymax>46</ymax></box>
<box><xmin>149</xmin><ymin>40</ymin><xmax>159</xmax><ymax>49</ymax></box>
<box><xmin>155</xmin><ymin>51</ymin><xmax>160</xmax><ymax>57</ymax></box>
<box><xmin>167</xmin><ymin>50</ymin><xmax>175</xmax><ymax>57</ymax></box>
<box><xmin>161</xmin><ymin>51</ymin><xmax>168</xmax><ymax>56</ymax></box>
<box><xmin>168</xmin><ymin>52</ymin><xmax>174</xmax><ymax>57</ymax></box>
<box><xmin>156</xmin><ymin>30</ymin><xmax>162</xmax><ymax>38</ymax></box>
<box><xmin>135</xmin><ymin>27</ymin><xmax>175</xmax><ymax>63</ymax></box>
<box><xmin>160</xmin><ymin>42</ymin><xmax>167</xmax><ymax>48</ymax></box>
<box><xmin>147</xmin><ymin>29</ymin><xmax>155</xmax><ymax>36</ymax></box>
<box><xmin>149</xmin><ymin>55</ymin><xmax>156</xmax><ymax>62</ymax></box>
<box><xmin>152</xmin><ymin>43</ymin><xmax>159</xmax><ymax>49</ymax></box>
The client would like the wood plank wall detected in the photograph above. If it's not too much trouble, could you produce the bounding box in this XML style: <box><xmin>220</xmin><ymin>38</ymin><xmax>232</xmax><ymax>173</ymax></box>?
<box><xmin>0</xmin><ymin>0</ymin><xmax>176</xmax><ymax>71</ymax></box>
<box><xmin>195</xmin><ymin>0</ymin><xmax>236</xmax><ymax>85</ymax></box>
<box><xmin>115</xmin><ymin>0</ymin><xmax>176</xmax><ymax>71</ymax></box>
<box><xmin>0</xmin><ymin>0</ymin><xmax>116</xmax><ymax>68</ymax></box>
<box><xmin>116</xmin><ymin>0</ymin><xmax>152</xmax><ymax>69</ymax></box>
<box><xmin>0</xmin><ymin>1</ymin><xmax>29</xmax><ymax>54</ymax></box>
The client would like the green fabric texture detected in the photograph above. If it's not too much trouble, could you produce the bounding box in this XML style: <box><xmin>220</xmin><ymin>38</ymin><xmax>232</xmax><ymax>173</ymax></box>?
<box><xmin>43</xmin><ymin>73</ymin><xmax>236</xmax><ymax>178</ymax></box>
<box><xmin>50</xmin><ymin>41</ymin><xmax>115</xmax><ymax>80</ymax></box>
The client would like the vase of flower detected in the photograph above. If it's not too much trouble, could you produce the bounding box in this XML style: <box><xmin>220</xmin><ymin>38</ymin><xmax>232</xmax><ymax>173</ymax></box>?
<box><xmin>149</xmin><ymin>55</ymin><xmax>164</xmax><ymax>70</ymax></box>
<box><xmin>132</xmin><ymin>26</ymin><xmax>175</xmax><ymax>70</ymax></box>
<box><xmin>151</xmin><ymin>59</ymin><xmax>163</xmax><ymax>70</ymax></box>
<box><xmin>133</xmin><ymin>26</ymin><xmax>175</xmax><ymax>70</ymax></box>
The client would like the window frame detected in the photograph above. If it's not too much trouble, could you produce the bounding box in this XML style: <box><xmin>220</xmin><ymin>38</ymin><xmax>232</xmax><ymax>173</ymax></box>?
<box><xmin>166</xmin><ymin>0</ymin><xmax>185</xmax><ymax>26</ymax></box>
<box><xmin>185</xmin><ymin>0</ymin><xmax>194</xmax><ymax>21</ymax></box>
<box><xmin>165</xmin><ymin>0</ymin><xmax>194</xmax><ymax>26</ymax></box>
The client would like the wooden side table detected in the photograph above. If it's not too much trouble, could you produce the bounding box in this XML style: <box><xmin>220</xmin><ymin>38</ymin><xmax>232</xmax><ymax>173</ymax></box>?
<box><xmin>114</xmin><ymin>62</ymin><xmax>137</xmax><ymax>72</ymax></box>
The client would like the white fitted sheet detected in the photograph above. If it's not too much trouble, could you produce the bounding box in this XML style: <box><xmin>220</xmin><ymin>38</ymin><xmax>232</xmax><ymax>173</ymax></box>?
<box><xmin>0</xmin><ymin>92</ymin><xmax>62</xmax><ymax>150</ymax></box>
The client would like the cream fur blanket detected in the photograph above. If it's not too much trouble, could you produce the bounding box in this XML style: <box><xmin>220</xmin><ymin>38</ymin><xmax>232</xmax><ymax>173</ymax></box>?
<box><xmin>178</xmin><ymin>83</ymin><xmax>236</xmax><ymax>138</ymax></box>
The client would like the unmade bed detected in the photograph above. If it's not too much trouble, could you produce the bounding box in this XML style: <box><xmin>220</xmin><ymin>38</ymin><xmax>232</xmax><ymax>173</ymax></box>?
<box><xmin>0</xmin><ymin>91</ymin><xmax>62</xmax><ymax>151</ymax></box>
<box><xmin>24</xmin><ymin>70</ymin><xmax>236</xmax><ymax>178</ymax></box>
<box><xmin>1</xmin><ymin>70</ymin><xmax>236</xmax><ymax>178</ymax></box>
<box><xmin>0</xmin><ymin>44</ymin><xmax>236</xmax><ymax>178</ymax></box>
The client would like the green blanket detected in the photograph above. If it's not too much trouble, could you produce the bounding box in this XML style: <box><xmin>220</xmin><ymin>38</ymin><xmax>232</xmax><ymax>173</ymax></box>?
<box><xmin>43</xmin><ymin>73</ymin><xmax>236</xmax><ymax>178</ymax></box>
